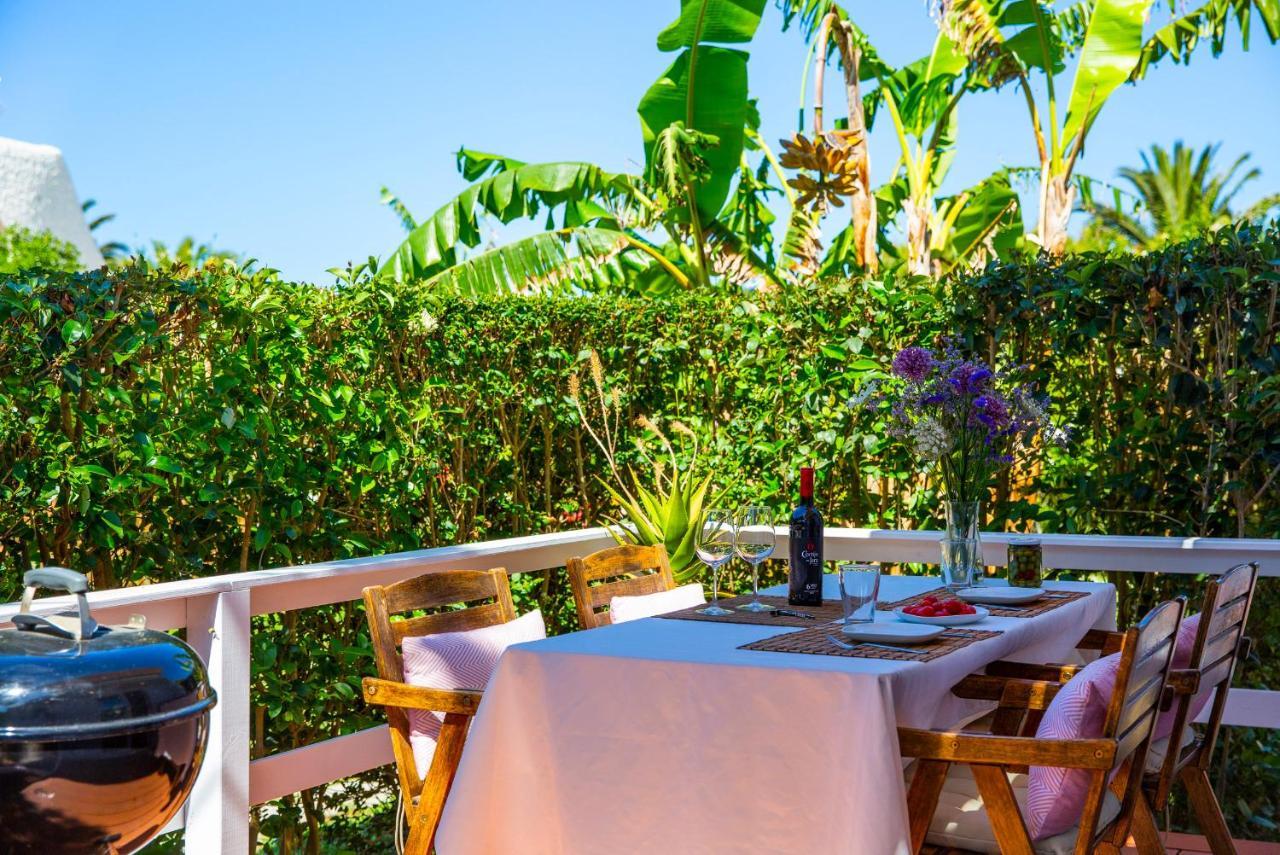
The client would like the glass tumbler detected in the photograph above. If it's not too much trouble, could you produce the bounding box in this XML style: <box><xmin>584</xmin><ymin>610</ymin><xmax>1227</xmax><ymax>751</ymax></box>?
<box><xmin>837</xmin><ymin>562</ymin><xmax>880</xmax><ymax>624</ymax></box>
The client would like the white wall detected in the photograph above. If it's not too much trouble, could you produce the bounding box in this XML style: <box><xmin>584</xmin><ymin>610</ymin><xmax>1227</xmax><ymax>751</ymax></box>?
<box><xmin>0</xmin><ymin>136</ymin><xmax>105</xmax><ymax>269</ymax></box>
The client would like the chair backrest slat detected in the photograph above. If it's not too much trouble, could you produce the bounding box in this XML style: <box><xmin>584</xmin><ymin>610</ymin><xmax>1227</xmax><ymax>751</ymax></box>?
<box><xmin>390</xmin><ymin>600</ymin><xmax>515</xmax><ymax>644</ymax></box>
<box><xmin>1103</xmin><ymin>599</ymin><xmax>1182</xmax><ymax>757</ymax></box>
<box><xmin>567</xmin><ymin>544</ymin><xmax>675</xmax><ymax>629</ymax></box>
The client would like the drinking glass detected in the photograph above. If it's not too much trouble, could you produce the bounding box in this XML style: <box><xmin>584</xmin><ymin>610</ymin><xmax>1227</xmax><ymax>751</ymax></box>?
<box><xmin>837</xmin><ymin>562</ymin><xmax>880</xmax><ymax>624</ymax></box>
<box><xmin>694</xmin><ymin>508</ymin><xmax>736</xmax><ymax>616</ymax></box>
<box><xmin>940</xmin><ymin>537</ymin><xmax>978</xmax><ymax>590</ymax></box>
<box><xmin>734</xmin><ymin>506</ymin><xmax>776</xmax><ymax>612</ymax></box>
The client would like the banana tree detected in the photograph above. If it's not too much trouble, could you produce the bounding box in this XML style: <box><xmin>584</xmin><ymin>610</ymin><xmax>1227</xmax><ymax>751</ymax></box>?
<box><xmin>780</xmin><ymin>2</ymin><xmax>1022</xmax><ymax>275</ymax></box>
<box><xmin>936</xmin><ymin>0</ymin><xmax>1278</xmax><ymax>255</ymax></box>
<box><xmin>380</xmin><ymin>0</ymin><xmax>780</xmax><ymax>294</ymax></box>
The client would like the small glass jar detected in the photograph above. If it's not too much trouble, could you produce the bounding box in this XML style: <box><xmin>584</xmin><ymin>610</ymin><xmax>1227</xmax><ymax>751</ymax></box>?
<box><xmin>1006</xmin><ymin>537</ymin><xmax>1042</xmax><ymax>588</ymax></box>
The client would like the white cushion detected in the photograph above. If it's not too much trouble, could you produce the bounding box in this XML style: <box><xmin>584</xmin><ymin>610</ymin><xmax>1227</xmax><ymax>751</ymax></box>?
<box><xmin>402</xmin><ymin>609</ymin><xmax>546</xmax><ymax>776</ymax></box>
<box><xmin>907</xmin><ymin>763</ymin><xmax>1122</xmax><ymax>855</ymax></box>
<box><xmin>609</xmin><ymin>583</ymin><xmax>705</xmax><ymax>623</ymax></box>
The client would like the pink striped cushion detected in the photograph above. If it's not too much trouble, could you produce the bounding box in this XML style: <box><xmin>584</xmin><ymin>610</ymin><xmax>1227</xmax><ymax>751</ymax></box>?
<box><xmin>1025</xmin><ymin>652</ymin><xmax>1120</xmax><ymax>839</ymax></box>
<box><xmin>1153</xmin><ymin>613</ymin><xmax>1213</xmax><ymax>741</ymax></box>
<box><xmin>401</xmin><ymin>609</ymin><xmax>546</xmax><ymax>776</ymax></box>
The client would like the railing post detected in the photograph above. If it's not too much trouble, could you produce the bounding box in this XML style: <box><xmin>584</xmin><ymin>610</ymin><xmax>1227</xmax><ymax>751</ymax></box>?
<box><xmin>184</xmin><ymin>589</ymin><xmax>251</xmax><ymax>854</ymax></box>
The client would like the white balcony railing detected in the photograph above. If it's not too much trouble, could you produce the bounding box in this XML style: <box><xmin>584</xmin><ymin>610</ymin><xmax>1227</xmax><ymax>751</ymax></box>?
<box><xmin>3</xmin><ymin>528</ymin><xmax>1278</xmax><ymax>854</ymax></box>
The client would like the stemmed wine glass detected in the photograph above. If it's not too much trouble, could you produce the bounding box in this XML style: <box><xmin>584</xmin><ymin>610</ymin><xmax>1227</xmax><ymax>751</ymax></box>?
<box><xmin>734</xmin><ymin>506</ymin><xmax>776</xmax><ymax>612</ymax></box>
<box><xmin>694</xmin><ymin>508</ymin><xmax>735</xmax><ymax>616</ymax></box>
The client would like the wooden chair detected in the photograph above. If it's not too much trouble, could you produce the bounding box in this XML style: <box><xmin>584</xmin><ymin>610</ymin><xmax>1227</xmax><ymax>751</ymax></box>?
<box><xmin>566</xmin><ymin>543</ymin><xmax>675</xmax><ymax>630</ymax></box>
<box><xmin>899</xmin><ymin>597</ymin><xmax>1185</xmax><ymax>855</ymax></box>
<box><xmin>1079</xmin><ymin>562</ymin><xmax>1259</xmax><ymax>855</ymax></box>
<box><xmin>361</xmin><ymin>568</ymin><xmax>516</xmax><ymax>855</ymax></box>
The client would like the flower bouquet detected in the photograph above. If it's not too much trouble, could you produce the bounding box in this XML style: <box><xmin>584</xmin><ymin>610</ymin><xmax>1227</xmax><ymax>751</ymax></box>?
<box><xmin>866</xmin><ymin>343</ymin><xmax>1067</xmax><ymax>588</ymax></box>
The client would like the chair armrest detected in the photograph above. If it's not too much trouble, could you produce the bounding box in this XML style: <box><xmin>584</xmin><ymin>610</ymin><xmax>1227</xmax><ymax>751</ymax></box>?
<box><xmin>984</xmin><ymin>661</ymin><xmax>1082</xmax><ymax>682</ymax></box>
<box><xmin>1076</xmin><ymin>628</ymin><xmax>1125</xmax><ymax>655</ymax></box>
<box><xmin>952</xmin><ymin>675</ymin><xmax>1064</xmax><ymax>710</ymax></box>
<box><xmin>897</xmin><ymin>727</ymin><xmax>1116</xmax><ymax>769</ymax></box>
<box><xmin>362</xmin><ymin>677</ymin><xmax>483</xmax><ymax>714</ymax></box>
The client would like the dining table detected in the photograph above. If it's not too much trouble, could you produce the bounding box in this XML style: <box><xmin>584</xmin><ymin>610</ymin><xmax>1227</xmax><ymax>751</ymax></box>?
<box><xmin>434</xmin><ymin>573</ymin><xmax>1117</xmax><ymax>855</ymax></box>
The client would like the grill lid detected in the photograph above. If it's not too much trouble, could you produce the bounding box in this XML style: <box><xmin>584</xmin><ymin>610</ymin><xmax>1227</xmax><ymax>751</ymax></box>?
<box><xmin>0</xmin><ymin>568</ymin><xmax>216</xmax><ymax>741</ymax></box>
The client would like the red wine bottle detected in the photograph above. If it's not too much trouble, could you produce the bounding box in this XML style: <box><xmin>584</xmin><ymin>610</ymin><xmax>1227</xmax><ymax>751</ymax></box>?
<box><xmin>788</xmin><ymin>467</ymin><xmax>824</xmax><ymax>606</ymax></box>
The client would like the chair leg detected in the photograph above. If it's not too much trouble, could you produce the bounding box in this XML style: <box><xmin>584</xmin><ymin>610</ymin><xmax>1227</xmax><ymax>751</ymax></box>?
<box><xmin>1128</xmin><ymin>793</ymin><xmax>1167</xmax><ymax>855</ymax></box>
<box><xmin>905</xmin><ymin>760</ymin><xmax>949</xmax><ymax>855</ymax></box>
<box><xmin>1180</xmin><ymin>766</ymin><xmax>1236</xmax><ymax>855</ymax></box>
<box><xmin>969</xmin><ymin>764</ymin><xmax>1035</xmax><ymax>855</ymax></box>
<box><xmin>403</xmin><ymin>810</ymin><xmax>434</xmax><ymax>855</ymax></box>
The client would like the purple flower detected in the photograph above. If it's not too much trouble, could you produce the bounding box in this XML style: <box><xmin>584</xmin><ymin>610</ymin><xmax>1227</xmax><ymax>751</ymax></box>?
<box><xmin>972</xmin><ymin>394</ymin><xmax>1011</xmax><ymax>429</ymax></box>
<box><xmin>948</xmin><ymin>362</ymin><xmax>992</xmax><ymax>395</ymax></box>
<box><xmin>892</xmin><ymin>347</ymin><xmax>934</xmax><ymax>383</ymax></box>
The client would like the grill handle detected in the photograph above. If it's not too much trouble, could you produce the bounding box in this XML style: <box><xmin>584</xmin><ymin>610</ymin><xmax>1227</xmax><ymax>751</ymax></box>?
<box><xmin>15</xmin><ymin>567</ymin><xmax>99</xmax><ymax>641</ymax></box>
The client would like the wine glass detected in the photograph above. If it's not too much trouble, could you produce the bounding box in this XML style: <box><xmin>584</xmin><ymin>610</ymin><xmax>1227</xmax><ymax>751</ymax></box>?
<box><xmin>734</xmin><ymin>506</ymin><xmax>776</xmax><ymax>612</ymax></box>
<box><xmin>694</xmin><ymin>508</ymin><xmax>735</xmax><ymax>616</ymax></box>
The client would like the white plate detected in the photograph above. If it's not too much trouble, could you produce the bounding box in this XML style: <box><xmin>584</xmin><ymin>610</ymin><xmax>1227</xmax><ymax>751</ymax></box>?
<box><xmin>955</xmin><ymin>587</ymin><xmax>1046</xmax><ymax>605</ymax></box>
<box><xmin>841</xmin><ymin>622</ymin><xmax>945</xmax><ymax>644</ymax></box>
<box><xmin>894</xmin><ymin>606</ymin><xmax>990</xmax><ymax>627</ymax></box>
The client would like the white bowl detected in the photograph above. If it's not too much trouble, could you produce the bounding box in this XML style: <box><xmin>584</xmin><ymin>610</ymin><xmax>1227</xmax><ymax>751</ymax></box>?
<box><xmin>894</xmin><ymin>606</ymin><xmax>989</xmax><ymax>626</ymax></box>
<box><xmin>841</xmin><ymin>622</ymin><xmax>945</xmax><ymax>644</ymax></box>
<box><xmin>956</xmin><ymin>587</ymin><xmax>1046</xmax><ymax>605</ymax></box>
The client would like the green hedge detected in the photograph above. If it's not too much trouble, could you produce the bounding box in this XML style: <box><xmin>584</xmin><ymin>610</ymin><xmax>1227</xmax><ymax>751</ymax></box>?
<box><xmin>2</xmin><ymin>222</ymin><xmax>1278</xmax><ymax>846</ymax></box>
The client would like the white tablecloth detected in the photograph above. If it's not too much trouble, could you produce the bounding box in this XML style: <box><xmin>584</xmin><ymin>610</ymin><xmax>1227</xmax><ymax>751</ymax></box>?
<box><xmin>436</xmin><ymin>576</ymin><xmax>1116</xmax><ymax>855</ymax></box>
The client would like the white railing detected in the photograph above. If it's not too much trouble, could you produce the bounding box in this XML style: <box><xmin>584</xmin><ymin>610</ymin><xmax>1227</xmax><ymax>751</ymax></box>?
<box><xmin>3</xmin><ymin>528</ymin><xmax>1278</xmax><ymax>854</ymax></box>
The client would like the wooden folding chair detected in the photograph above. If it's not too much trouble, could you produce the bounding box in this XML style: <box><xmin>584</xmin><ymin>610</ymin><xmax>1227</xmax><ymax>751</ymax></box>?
<box><xmin>900</xmin><ymin>597</ymin><xmax>1185</xmax><ymax>855</ymax></box>
<box><xmin>361</xmin><ymin>568</ymin><xmax>516</xmax><ymax>855</ymax></box>
<box><xmin>1079</xmin><ymin>562</ymin><xmax>1259</xmax><ymax>855</ymax></box>
<box><xmin>566</xmin><ymin>543</ymin><xmax>675</xmax><ymax>629</ymax></box>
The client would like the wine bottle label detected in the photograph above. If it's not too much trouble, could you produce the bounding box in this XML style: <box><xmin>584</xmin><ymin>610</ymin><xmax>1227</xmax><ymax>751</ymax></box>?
<box><xmin>788</xmin><ymin>516</ymin><xmax>823</xmax><ymax>605</ymax></box>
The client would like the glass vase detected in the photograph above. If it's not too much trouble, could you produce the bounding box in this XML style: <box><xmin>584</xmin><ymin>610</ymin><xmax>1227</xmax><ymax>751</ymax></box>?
<box><xmin>940</xmin><ymin>500</ymin><xmax>983</xmax><ymax>590</ymax></box>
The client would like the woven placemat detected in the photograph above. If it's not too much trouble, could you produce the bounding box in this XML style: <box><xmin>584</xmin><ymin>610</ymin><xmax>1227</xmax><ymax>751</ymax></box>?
<box><xmin>877</xmin><ymin>587</ymin><xmax>1090</xmax><ymax>618</ymax></box>
<box><xmin>656</xmin><ymin>594</ymin><xmax>846</xmax><ymax>627</ymax></box>
<box><xmin>739</xmin><ymin>625</ymin><xmax>1001</xmax><ymax>662</ymax></box>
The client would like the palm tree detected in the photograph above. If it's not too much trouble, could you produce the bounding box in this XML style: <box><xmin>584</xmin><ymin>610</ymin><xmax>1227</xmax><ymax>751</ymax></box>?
<box><xmin>1083</xmin><ymin>142</ymin><xmax>1280</xmax><ymax>249</ymax></box>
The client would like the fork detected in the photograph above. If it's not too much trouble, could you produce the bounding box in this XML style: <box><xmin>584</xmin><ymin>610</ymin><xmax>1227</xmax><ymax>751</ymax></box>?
<box><xmin>824</xmin><ymin>634</ymin><xmax>922</xmax><ymax>656</ymax></box>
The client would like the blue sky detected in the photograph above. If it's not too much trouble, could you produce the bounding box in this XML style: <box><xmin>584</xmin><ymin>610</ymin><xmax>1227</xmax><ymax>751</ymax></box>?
<box><xmin>2</xmin><ymin>0</ymin><xmax>1278</xmax><ymax>282</ymax></box>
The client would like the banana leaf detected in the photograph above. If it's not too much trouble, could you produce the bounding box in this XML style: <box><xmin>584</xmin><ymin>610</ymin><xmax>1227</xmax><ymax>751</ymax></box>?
<box><xmin>1060</xmin><ymin>0</ymin><xmax>1148</xmax><ymax>159</ymax></box>
<box><xmin>381</xmin><ymin>161</ymin><xmax>637</xmax><ymax>282</ymax></box>
<box><xmin>638</xmin><ymin>0</ymin><xmax>767</xmax><ymax>219</ymax></box>
<box><xmin>421</xmin><ymin>228</ymin><xmax>631</xmax><ymax>296</ymax></box>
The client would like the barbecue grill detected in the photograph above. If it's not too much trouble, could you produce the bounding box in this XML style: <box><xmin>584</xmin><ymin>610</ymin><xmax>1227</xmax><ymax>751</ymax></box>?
<box><xmin>0</xmin><ymin>568</ymin><xmax>217</xmax><ymax>854</ymax></box>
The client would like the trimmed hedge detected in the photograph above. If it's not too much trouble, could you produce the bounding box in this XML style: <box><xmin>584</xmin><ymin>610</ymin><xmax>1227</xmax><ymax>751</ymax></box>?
<box><xmin>2</xmin><ymin>222</ymin><xmax>1278</xmax><ymax>845</ymax></box>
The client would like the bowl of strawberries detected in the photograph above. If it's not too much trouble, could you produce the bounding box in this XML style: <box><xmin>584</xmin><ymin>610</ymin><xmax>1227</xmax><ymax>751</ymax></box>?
<box><xmin>895</xmin><ymin>594</ymin><xmax>989</xmax><ymax>626</ymax></box>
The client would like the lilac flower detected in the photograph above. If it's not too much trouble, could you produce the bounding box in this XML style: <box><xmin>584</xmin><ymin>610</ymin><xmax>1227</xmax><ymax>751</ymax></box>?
<box><xmin>891</xmin><ymin>347</ymin><xmax>934</xmax><ymax>383</ymax></box>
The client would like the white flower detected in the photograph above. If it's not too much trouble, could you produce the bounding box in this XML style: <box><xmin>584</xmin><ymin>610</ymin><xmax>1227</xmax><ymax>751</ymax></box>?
<box><xmin>910</xmin><ymin>417</ymin><xmax>951</xmax><ymax>462</ymax></box>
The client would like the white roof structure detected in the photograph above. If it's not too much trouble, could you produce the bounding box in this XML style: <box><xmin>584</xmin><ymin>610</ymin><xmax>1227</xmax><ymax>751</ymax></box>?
<box><xmin>0</xmin><ymin>136</ymin><xmax>105</xmax><ymax>269</ymax></box>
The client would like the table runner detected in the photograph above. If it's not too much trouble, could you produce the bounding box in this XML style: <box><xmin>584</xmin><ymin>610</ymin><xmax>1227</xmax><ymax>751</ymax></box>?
<box><xmin>657</xmin><ymin>593</ymin><xmax>847</xmax><ymax>627</ymax></box>
<box><xmin>879</xmin><ymin>586</ymin><xmax>1090</xmax><ymax>618</ymax></box>
<box><xmin>436</xmin><ymin>576</ymin><xmax>1116</xmax><ymax>855</ymax></box>
<box><xmin>740</xmin><ymin>625</ymin><xmax>1001</xmax><ymax>662</ymax></box>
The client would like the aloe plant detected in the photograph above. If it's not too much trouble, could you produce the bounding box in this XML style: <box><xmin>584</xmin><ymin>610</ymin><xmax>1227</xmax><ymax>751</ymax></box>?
<box><xmin>599</xmin><ymin>465</ymin><xmax>716</xmax><ymax>582</ymax></box>
<box><xmin>569</xmin><ymin>350</ymin><xmax>720</xmax><ymax>583</ymax></box>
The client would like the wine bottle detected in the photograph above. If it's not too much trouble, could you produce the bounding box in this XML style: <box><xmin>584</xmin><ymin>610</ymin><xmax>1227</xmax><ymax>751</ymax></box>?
<box><xmin>788</xmin><ymin>466</ymin><xmax>824</xmax><ymax>606</ymax></box>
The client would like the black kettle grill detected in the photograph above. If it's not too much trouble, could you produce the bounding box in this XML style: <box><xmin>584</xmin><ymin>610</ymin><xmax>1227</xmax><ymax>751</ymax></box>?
<box><xmin>0</xmin><ymin>568</ymin><xmax>217</xmax><ymax>854</ymax></box>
